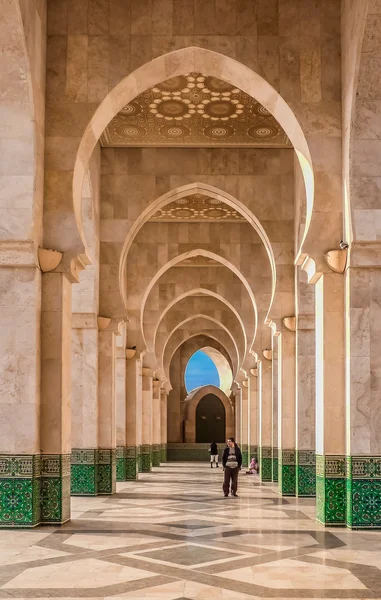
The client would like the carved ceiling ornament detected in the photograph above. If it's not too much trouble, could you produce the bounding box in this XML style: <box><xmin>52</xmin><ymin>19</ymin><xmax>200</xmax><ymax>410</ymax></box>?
<box><xmin>101</xmin><ymin>73</ymin><xmax>291</xmax><ymax>148</ymax></box>
<box><xmin>149</xmin><ymin>193</ymin><xmax>246</xmax><ymax>222</ymax></box>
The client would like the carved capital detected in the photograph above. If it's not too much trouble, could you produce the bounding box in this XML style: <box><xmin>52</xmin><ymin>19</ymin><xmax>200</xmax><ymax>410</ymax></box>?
<box><xmin>126</xmin><ymin>348</ymin><xmax>137</xmax><ymax>360</ymax></box>
<box><xmin>262</xmin><ymin>349</ymin><xmax>272</xmax><ymax>361</ymax></box>
<box><xmin>282</xmin><ymin>316</ymin><xmax>296</xmax><ymax>332</ymax></box>
<box><xmin>324</xmin><ymin>249</ymin><xmax>347</xmax><ymax>274</ymax></box>
<box><xmin>97</xmin><ymin>316</ymin><xmax>112</xmax><ymax>330</ymax></box>
<box><xmin>38</xmin><ymin>248</ymin><xmax>63</xmax><ymax>272</ymax></box>
<box><xmin>250</xmin><ymin>368</ymin><xmax>258</xmax><ymax>377</ymax></box>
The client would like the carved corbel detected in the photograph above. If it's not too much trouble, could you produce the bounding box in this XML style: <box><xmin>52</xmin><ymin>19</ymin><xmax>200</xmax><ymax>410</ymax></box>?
<box><xmin>262</xmin><ymin>349</ymin><xmax>272</xmax><ymax>361</ymax></box>
<box><xmin>282</xmin><ymin>316</ymin><xmax>296</xmax><ymax>332</ymax></box>
<box><xmin>38</xmin><ymin>248</ymin><xmax>63</xmax><ymax>272</ymax></box>
<box><xmin>242</xmin><ymin>380</ymin><xmax>249</xmax><ymax>388</ymax></box>
<box><xmin>126</xmin><ymin>347</ymin><xmax>137</xmax><ymax>360</ymax></box>
<box><xmin>250</xmin><ymin>368</ymin><xmax>258</xmax><ymax>377</ymax></box>
<box><xmin>97</xmin><ymin>316</ymin><xmax>112</xmax><ymax>330</ymax></box>
<box><xmin>324</xmin><ymin>249</ymin><xmax>348</xmax><ymax>274</ymax></box>
<box><xmin>142</xmin><ymin>367</ymin><xmax>154</xmax><ymax>378</ymax></box>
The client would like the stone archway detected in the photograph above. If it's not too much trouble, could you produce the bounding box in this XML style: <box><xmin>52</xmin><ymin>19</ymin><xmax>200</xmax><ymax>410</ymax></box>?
<box><xmin>73</xmin><ymin>47</ymin><xmax>314</xmax><ymax>262</ymax></box>
<box><xmin>183</xmin><ymin>385</ymin><xmax>234</xmax><ymax>443</ymax></box>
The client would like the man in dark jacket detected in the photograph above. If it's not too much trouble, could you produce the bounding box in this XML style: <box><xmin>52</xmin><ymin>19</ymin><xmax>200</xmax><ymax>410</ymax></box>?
<box><xmin>222</xmin><ymin>437</ymin><xmax>242</xmax><ymax>497</ymax></box>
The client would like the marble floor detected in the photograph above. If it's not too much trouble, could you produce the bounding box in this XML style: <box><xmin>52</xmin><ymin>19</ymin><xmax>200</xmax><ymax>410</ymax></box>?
<box><xmin>1</xmin><ymin>464</ymin><xmax>381</xmax><ymax>599</ymax></box>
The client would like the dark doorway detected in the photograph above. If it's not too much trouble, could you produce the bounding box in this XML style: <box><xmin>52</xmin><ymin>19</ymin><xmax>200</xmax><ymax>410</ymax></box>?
<box><xmin>196</xmin><ymin>393</ymin><xmax>226</xmax><ymax>443</ymax></box>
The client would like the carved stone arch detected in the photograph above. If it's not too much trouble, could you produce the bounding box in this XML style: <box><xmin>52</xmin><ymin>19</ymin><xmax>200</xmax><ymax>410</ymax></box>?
<box><xmin>73</xmin><ymin>47</ymin><xmax>314</xmax><ymax>264</ymax></box>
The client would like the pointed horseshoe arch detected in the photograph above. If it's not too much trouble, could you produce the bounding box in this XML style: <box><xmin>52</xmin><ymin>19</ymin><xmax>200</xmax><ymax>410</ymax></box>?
<box><xmin>73</xmin><ymin>47</ymin><xmax>314</xmax><ymax>265</ymax></box>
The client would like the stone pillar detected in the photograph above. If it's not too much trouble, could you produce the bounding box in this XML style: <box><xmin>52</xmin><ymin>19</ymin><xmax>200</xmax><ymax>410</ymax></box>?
<box><xmin>278</xmin><ymin>328</ymin><xmax>296</xmax><ymax>496</ymax></box>
<box><xmin>97</xmin><ymin>321</ymin><xmax>118</xmax><ymax>495</ymax></box>
<box><xmin>259</xmin><ymin>358</ymin><xmax>272</xmax><ymax>481</ymax></box>
<box><xmin>141</xmin><ymin>368</ymin><xmax>153</xmax><ymax>472</ymax></box>
<box><xmin>115</xmin><ymin>329</ymin><xmax>127</xmax><ymax>482</ymax></box>
<box><xmin>315</xmin><ymin>272</ymin><xmax>345</xmax><ymax>526</ymax></box>
<box><xmin>0</xmin><ymin>254</ymin><xmax>42</xmax><ymax>528</ymax></box>
<box><xmin>241</xmin><ymin>382</ymin><xmax>249</xmax><ymax>467</ymax></box>
<box><xmin>345</xmin><ymin>262</ymin><xmax>381</xmax><ymax>528</ymax></box>
<box><xmin>160</xmin><ymin>389</ymin><xmax>168</xmax><ymax>462</ymax></box>
<box><xmin>234</xmin><ymin>388</ymin><xmax>242</xmax><ymax>444</ymax></box>
<box><xmin>71</xmin><ymin>313</ymin><xmax>99</xmax><ymax>495</ymax></box>
<box><xmin>151</xmin><ymin>380</ymin><xmax>161</xmax><ymax>467</ymax></box>
<box><xmin>40</xmin><ymin>272</ymin><xmax>71</xmax><ymax>524</ymax></box>
<box><xmin>249</xmin><ymin>370</ymin><xmax>259</xmax><ymax>462</ymax></box>
<box><xmin>125</xmin><ymin>356</ymin><xmax>140</xmax><ymax>480</ymax></box>
<box><xmin>296</xmin><ymin>272</ymin><xmax>316</xmax><ymax>497</ymax></box>
<box><xmin>272</xmin><ymin>334</ymin><xmax>280</xmax><ymax>483</ymax></box>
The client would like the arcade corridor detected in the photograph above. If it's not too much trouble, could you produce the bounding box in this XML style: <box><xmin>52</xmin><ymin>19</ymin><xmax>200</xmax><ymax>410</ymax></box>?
<box><xmin>0</xmin><ymin>464</ymin><xmax>379</xmax><ymax>599</ymax></box>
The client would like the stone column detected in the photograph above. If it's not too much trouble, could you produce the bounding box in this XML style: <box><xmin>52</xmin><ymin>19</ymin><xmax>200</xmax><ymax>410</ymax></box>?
<box><xmin>141</xmin><ymin>368</ymin><xmax>153</xmax><ymax>472</ymax></box>
<box><xmin>296</xmin><ymin>272</ymin><xmax>316</xmax><ymax>497</ymax></box>
<box><xmin>71</xmin><ymin>313</ymin><xmax>99</xmax><ymax>495</ymax></box>
<box><xmin>160</xmin><ymin>389</ymin><xmax>168</xmax><ymax>462</ymax></box>
<box><xmin>315</xmin><ymin>271</ymin><xmax>345</xmax><ymax>526</ymax></box>
<box><xmin>278</xmin><ymin>328</ymin><xmax>297</xmax><ymax>496</ymax></box>
<box><xmin>259</xmin><ymin>358</ymin><xmax>272</xmax><ymax>481</ymax></box>
<box><xmin>241</xmin><ymin>382</ymin><xmax>249</xmax><ymax>467</ymax></box>
<box><xmin>40</xmin><ymin>272</ymin><xmax>71</xmax><ymax>524</ymax></box>
<box><xmin>0</xmin><ymin>252</ymin><xmax>42</xmax><ymax>528</ymax></box>
<box><xmin>272</xmin><ymin>334</ymin><xmax>280</xmax><ymax>483</ymax></box>
<box><xmin>125</xmin><ymin>356</ymin><xmax>140</xmax><ymax>480</ymax></box>
<box><xmin>115</xmin><ymin>328</ymin><xmax>127</xmax><ymax>482</ymax></box>
<box><xmin>97</xmin><ymin>320</ymin><xmax>118</xmax><ymax>495</ymax></box>
<box><xmin>249</xmin><ymin>370</ymin><xmax>259</xmax><ymax>462</ymax></box>
<box><xmin>345</xmin><ymin>259</ymin><xmax>381</xmax><ymax>528</ymax></box>
<box><xmin>151</xmin><ymin>380</ymin><xmax>161</xmax><ymax>467</ymax></box>
<box><xmin>234</xmin><ymin>388</ymin><xmax>242</xmax><ymax>444</ymax></box>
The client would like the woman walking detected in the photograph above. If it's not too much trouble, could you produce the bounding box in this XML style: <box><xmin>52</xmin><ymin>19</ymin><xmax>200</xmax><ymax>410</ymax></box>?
<box><xmin>222</xmin><ymin>437</ymin><xmax>242</xmax><ymax>497</ymax></box>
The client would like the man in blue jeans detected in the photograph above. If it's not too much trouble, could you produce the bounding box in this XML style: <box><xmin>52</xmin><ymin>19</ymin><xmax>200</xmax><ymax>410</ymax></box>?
<box><xmin>222</xmin><ymin>437</ymin><xmax>242</xmax><ymax>497</ymax></box>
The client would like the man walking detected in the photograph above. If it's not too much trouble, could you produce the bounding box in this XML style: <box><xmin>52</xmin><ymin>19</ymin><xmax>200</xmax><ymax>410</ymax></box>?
<box><xmin>209</xmin><ymin>440</ymin><xmax>219</xmax><ymax>468</ymax></box>
<box><xmin>222</xmin><ymin>437</ymin><xmax>242</xmax><ymax>497</ymax></box>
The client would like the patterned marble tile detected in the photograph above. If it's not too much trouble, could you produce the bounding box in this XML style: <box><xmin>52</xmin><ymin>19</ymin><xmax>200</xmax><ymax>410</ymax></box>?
<box><xmin>1</xmin><ymin>463</ymin><xmax>381</xmax><ymax>599</ymax></box>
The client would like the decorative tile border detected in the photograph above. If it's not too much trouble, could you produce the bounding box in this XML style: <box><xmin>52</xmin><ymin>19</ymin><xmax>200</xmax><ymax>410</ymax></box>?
<box><xmin>272</xmin><ymin>446</ymin><xmax>278</xmax><ymax>482</ymax></box>
<box><xmin>137</xmin><ymin>445</ymin><xmax>143</xmax><ymax>472</ymax></box>
<box><xmin>151</xmin><ymin>444</ymin><xmax>161</xmax><ymax>467</ymax></box>
<box><xmin>316</xmin><ymin>454</ymin><xmax>346</xmax><ymax>526</ymax></box>
<box><xmin>160</xmin><ymin>444</ymin><xmax>167</xmax><ymax>463</ymax></box>
<box><xmin>116</xmin><ymin>446</ymin><xmax>127</xmax><ymax>481</ymax></box>
<box><xmin>278</xmin><ymin>449</ymin><xmax>296</xmax><ymax>496</ymax></box>
<box><xmin>126</xmin><ymin>446</ymin><xmax>138</xmax><ymax>480</ymax></box>
<box><xmin>167</xmin><ymin>443</ymin><xmax>210</xmax><ymax>462</ymax></box>
<box><xmin>97</xmin><ymin>449</ymin><xmax>116</xmax><ymax>494</ymax></box>
<box><xmin>71</xmin><ymin>449</ymin><xmax>97</xmax><ymax>495</ymax></box>
<box><xmin>0</xmin><ymin>455</ymin><xmax>41</xmax><ymax>528</ymax></box>
<box><xmin>296</xmin><ymin>450</ymin><xmax>316</xmax><ymax>497</ymax></box>
<box><xmin>259</xmin><ymin>446</ymin><xmax>272</xmax><ymax>482</ymax></box>
<box><xmin>346</xmin><ymin>456</ymin><xmax>381</xmax><ymax>529</ymax></box>
<box><xmin>140</xmin><ymin>444</ymin><xmax>152</xmax><ymax>472</ymax></box>
<box><xmin>40</xmin><ymin>454</ymin><xmax>70</xmax><ymax>524</ymax></box>
<box><xmin>241</xmin><ymin>444</ymin><xmax>249</xmax><ymax>468</ymax></box>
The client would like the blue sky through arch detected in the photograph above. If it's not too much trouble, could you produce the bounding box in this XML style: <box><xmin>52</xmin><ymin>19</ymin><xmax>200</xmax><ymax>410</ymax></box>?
<box><xmin>185</xmin><ymin>349</ymin><xmax>220</xmax><ymax>393</ymax></box>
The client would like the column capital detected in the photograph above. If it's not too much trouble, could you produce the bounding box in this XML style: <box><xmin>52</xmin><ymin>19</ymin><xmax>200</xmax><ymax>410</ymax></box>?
<box><xmin>142</xmin><ymin>367</ymin><xmax>154</xmax><ymax>378</ymax></box>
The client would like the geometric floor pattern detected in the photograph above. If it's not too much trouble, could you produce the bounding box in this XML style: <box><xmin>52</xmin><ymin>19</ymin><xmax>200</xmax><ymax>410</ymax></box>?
<box><xmin>1</xmin><ymin>463</ymin><xmax>381</xmax><ymax>598</ymax></box>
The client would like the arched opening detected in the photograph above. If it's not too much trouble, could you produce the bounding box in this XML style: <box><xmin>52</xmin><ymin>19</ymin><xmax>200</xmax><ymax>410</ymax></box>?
<box><xmin>196</xmin><ymin>394</ymin><xmax>226</xmax><ymax>443</ymax></box>
<box><xmin>185</xmin><ymin>349</ymin><xmax>220</xmax><ymax>393</ymax></box>
<box><xmin>73</xmin><ymin>47</ymin><xmax>314</xmax><ymax>267</ymax></box>
<box><xmin>185</xmin><ymin>347</ymin><xmax>233</xmax><ymax>395</ymax></box>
